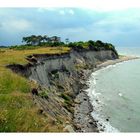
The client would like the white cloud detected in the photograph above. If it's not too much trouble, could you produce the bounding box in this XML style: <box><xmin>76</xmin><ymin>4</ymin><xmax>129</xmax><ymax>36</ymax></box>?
<box><xmin>69</xmin><ymin>9</ymin><xmax>74</xmax><ymax>15</ymax></box>
<box><xmin>37</xmin><ymin>8</ymin><xmax>75</xmax><ymax>15</ymax></box>
<box><xmin>2</xmin><ymin>19</ymin><xmax>31</xmax><ymax>32</ymax></box>
<box><xmin>2</xmin><ymin>0</ymin><xmax>140</xmax><ymax>12</ymax></box>
<box><xmin>59</xmin><ymin>9</ymin><xmax>75</xmax><ymax>16</ymax></box>
<box><xmin>37</xmin><ymin>8</ymin><xmax>56</xmax><ymax>12</ymax></box>
<box><xmin>87</xmin><ymin>0</ymin><xmax>140</xmax><ymax>11</ymax></box>
<box><xmin>59</xmin><ymin>10</ymin><xmax>65</xmax><ymax>15</ymax></box>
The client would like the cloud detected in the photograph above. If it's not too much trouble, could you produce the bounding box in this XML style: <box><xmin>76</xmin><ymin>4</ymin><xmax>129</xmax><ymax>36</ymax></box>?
<box><xmin>59</xmin><ymin>10</ymin><xmax>65</xmax><ymax>15</ymax></box>
<box><xmin>59</xmin><ymin>9</ymin><xmax>74</xmax><ymax>15</ymax></box>
<box><xmin>82</xmin><ymin>0</ymin><xmax>140</xmax><ymax>11</ymax></box>
<box><xmin>37</xmin><ymin>8</ymin><xmax>56</xmax><ymax>12</ymax></box>
<box><xmin>10</xmin><ymin>19</ymin><xmax>31</xmax><ymax>31</ymax></box>
<box><xmin>69</xmin><ymin>9</ymin><xmax>74</xmax><ymax>15</ymax></box>
<box><xmin>1</xmin><ymin>19</ymin><xmax>31</xmax><ymax>34</ymax></box>
<box><xmin>0</xmin><ymin>7</ymin><xmax>140</xmax><ymax>47</ymax></box>
<box><xmin>2</xmin><ymin>0</ymin><xmax>140</xmax><ymax>12</ymax></box>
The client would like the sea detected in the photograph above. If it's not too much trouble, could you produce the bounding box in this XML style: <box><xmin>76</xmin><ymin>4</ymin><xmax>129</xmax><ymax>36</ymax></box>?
<box><xmin>87</xmin><ymin>47</ymin><xmax>140</xmax><ymax>132</ymax></box>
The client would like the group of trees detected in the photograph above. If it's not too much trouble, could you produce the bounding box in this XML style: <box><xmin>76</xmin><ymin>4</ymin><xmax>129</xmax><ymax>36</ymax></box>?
<box><xmin>21</xmin><ymin>35</ymin><xmax>115</xmax><ymax>52</ymax></box>
<box><xmin>67</xmin><ymin>40</ymin><xmax>118</xmax><ymax>56</ymax></box>
<box><xmin>68</xmin><ymin>40</ymin><xmax>115</xmax><ymax>51</ymax></box>
<box><xmin>22</xmin><ymin>35</ymin><xmax>61</xmax><ymax>46</ymax></box>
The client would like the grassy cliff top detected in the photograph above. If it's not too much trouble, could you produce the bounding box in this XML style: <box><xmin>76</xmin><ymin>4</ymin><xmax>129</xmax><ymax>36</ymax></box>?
<box><xmin>0</xmin><ymin>47</ymin><xmax>70</xmax><ymax>65</ymax></box>
<box><xmin>0</xmin><ymin>46</ymin><xmax>70</xmax><ymax>132</ymax></box>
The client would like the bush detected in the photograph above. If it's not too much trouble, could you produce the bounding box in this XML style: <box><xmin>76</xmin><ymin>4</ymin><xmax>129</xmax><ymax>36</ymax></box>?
<box><xmin>39</xmin><ymin>91</ymin><xmax>48</xmax><ymax>99</ymax></box>
<box><xmin>10</xmin><ymin>45</ymin><xmax>39</xmax><ymax>50</ymax></box>
<box><xmin>60</xmin><ymin>93</ymin><xmax>70</xmax><ymax>101</ymax></box>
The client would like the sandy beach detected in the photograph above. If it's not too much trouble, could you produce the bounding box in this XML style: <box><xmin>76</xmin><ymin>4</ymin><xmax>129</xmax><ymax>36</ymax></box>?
<box><xmin>74</xmin><ymin>55</ymin><xmax>139</xmax><ymax>132</ymax></box>
<box><xmin>95</xmin><ymin>55</ymin><xmax>139</xmax><ymax>71</ymax></box>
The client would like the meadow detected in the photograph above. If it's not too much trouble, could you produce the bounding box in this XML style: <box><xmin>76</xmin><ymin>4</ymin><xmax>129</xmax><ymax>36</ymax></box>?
<box><xmin>0</xmin><ymin>46</ymin><xmax>70</xmax><ymax>132</ymax></box>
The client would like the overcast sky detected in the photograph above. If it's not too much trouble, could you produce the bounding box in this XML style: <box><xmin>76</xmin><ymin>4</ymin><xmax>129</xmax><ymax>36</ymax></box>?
<box><xmin>1</xmin><ymin>6</ymin><xmax>140</xmax><ymax>47</ymax></box>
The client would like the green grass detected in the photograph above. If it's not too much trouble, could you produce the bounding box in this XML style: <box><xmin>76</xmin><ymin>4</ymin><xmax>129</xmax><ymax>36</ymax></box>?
<box><xmin>0</xmin><ymin>47</ymin><xmax>70</xmax><ymax>65</ymax></box>
<box><xmin>0</xmin><ymin>93</ymin><xmax>49</xmax><ymax>132</ymax></box>
<box><xmin>39</xmin><ymin>91</ymin><xmax>49</xmax><ymax>99</ymax></box>
<box><xmin>10</xmin><ymin>45</ymin><xmax>40</xmax><ymax>50</ymax></box>
<box><xmin>0</xmin><ymin>46</ymin><xmax>70</xmax><ymax>132</ymax></box>
<box><xmin>0</xmin><ymin>69</ymin><xmax>30</xmax><ymax>94</ymax></box>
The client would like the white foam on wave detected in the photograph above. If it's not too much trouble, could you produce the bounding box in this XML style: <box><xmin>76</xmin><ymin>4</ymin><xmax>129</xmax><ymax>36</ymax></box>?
<box><xmin>91</xmin><ymin>112</ymin><xmax>119</xmax><ymax>132</ymax></box>
<box><xmin>88</xmin><ymin>86</ymin><xmax>119</xmax><ymax>132</ymax></box>
<box><xmin>87</xmin><ymin>66</ymin><xmax>120</xmax><ymax>132</ymax></box>
<box><xmin>118</xmin><ymin>93</ymin><xmax>123</xmax><ymax>97</ymax></box>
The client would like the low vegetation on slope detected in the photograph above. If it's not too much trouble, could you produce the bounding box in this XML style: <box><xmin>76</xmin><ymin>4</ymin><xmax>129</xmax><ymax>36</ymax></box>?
<box><xmin>0</xmin><ymin>47</ymin><xmax>70</xmax><ymax>132</ymax></box>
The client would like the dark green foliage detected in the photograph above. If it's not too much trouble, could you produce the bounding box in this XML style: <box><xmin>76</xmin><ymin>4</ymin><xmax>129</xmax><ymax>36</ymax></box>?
<box><xmin>22</xmin><ymin>35</ymin><xmax>48</xmax><ymax>46</ymax></box>
<box><xmin>67</xmin><ymin>42</ymin><xmax>75</xmax><ymax>48</ymax></box>
<box><xmin>10</xmin><ymin>42</ymin><xmax>65</xmax><ymax>50</ymax></box>
<box><xmin>67</xmin><ymin>40</ymin><xmax>118</xmax><ymax>56</ymax></box>
<box><xmin>22</xmin><ymin>35</ymin><xmax>61</xmax><ymax>46</ymax></box>
<box><xmin>10</xmin><ymin>45</ymin><xmax>39</xmax><ymax>50</ymax></box>
<box><xmin>64</xmin><ymin>100</ymin><xmax>72</xmax><ymax>106</ymax></box>
<box><xmin>60</xmin><ymin>93</ymin><xmax>70</xmax><ymax>101</ymax></box>
<box><xmin>50</xmin><ymin>42</ymin><xmax>64</xmax><ymax>47</ymax></box>
<box><xmin>68</xmin><ymin>42</ymin><xmax>87</xmax><ymax>52</ymax></box>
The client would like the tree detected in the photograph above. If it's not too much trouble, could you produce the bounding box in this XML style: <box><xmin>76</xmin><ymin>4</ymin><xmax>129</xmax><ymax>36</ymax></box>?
<box><xmin>30</xmin><ymin>35</ymin><xmax>38</xmax><ymax>45</ymax></box>
<box><xmin>36</xmin><ymin>35</ymin><xmax>42</xmax><ymax>45</ymax></box>
<box><xmin>22</xmin><ymin>35</ymin><xmax>61</xmax><ymax>47</ymax></box>
<box><xmin>22</xmin><ymin>36</ymin><xmax>32</xmax><ymax>45</ymax></box>
<box><xmin>22</xmin><ymin>35</ymin><xmax>46</xmax><ymax>46</ymax></box>
<box><xmin>42</xmin><ymin>35</ymin><xmax>48</xmax><ymax>43</ymax></box>
<box><xmin>65</xmin><ymin>38</ymin><xmax>69</xmax><ymax>44</ymax></box>
<box><xmin>50</xmin><ymin>36</ymin><xmax>61</xmax><ymax>43</ymax></box>
<box><xmin>88</xmin><ymin>40</ymin><xmax>95</xmax><ymax>46</ymax></box>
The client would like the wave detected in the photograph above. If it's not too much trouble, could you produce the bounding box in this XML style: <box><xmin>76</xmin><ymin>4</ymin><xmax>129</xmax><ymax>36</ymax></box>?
<box><xmin>91</xmin><ymin>112</ymin><xmax>119</xmax><ymax>132</ymax></box>
<box><xmin>87</xmin><ymin>65</ymin><xmax>120</xmax><ymax>132</ymax></box>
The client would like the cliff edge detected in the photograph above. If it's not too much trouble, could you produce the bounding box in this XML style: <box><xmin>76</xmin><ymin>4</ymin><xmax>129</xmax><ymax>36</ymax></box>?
<box><xmin>7</xmin><ymin>48</ymin><xmax>118</xmax><ymax>132</ymax></box>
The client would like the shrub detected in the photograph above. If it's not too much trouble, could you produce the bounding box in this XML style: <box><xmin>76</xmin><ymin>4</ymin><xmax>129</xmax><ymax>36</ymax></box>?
<box><xmin>60</xmin><ymin>93</ymin><xmax>70</xmax><ymax>101</ymax></box>
<box><xmin>10</xmin><ymin>45</ymin><xmax>39</xmax><ymax>50</ymax></box>
<box><xmin>39</xmin><ymin>91</ymin><xmax>48</xmax><ymax>99</ymax></box>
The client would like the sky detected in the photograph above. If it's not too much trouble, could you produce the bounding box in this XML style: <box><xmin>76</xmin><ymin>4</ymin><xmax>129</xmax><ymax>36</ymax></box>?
<box><xmin>1</xmin><ymin>0</ymin><xmax>140</xmax><ymax>47</ymax></box>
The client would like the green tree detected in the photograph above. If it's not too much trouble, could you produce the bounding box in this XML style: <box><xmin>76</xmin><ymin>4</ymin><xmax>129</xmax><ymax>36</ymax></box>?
<box><xmin>65</xmin><ymin>38</ymin><xmax>69</xmax><ymax>44</ymax></box>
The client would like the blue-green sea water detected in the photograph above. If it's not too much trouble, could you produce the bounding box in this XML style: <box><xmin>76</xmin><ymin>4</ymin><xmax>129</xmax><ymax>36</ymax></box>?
<box><xmin>88</xmin><ymin>47</ymin><xmax>140</xmax><ymax>132</ymax></box>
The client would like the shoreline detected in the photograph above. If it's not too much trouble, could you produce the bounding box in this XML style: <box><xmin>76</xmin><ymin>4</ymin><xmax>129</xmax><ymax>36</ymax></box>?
<box><xmin>94</xmin><ymin>55</ymin><xmax>139</xmax><ymax>71</ymax></box>
<box><xmin>73</xmin><ymin>55</ymin><xmax>139</xmax><ymax>132</ymax></box>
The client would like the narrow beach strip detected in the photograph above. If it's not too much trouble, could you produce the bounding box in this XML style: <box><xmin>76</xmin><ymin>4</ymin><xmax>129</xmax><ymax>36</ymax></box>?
<box><xmin>74</xmin><ymin>55</ymin><xmax>139</xmax><ymax>132</ymax></box>
<box><xmin>95</xmin><ymin>55</ymin><xmax>139</xmax><ymax>71</ymax></box>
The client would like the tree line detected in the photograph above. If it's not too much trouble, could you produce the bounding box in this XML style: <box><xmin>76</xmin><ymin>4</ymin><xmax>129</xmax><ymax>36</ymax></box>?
<box><xmin>22</xmin><ymin>35</ymin><xmax>62</xmax><ymax>46</ymax></box>
<box><xmin>9</xmin><ymin>34</ymin><xmax>118</xmax><ymax>56</ymax></box>
<box><xmin>21</xmin><ymin>35</ymin><xmax>115</xmax><ymax>51</ymax></box>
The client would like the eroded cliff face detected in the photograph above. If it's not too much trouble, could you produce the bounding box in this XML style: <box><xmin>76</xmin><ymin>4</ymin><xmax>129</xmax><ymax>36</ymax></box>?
<box><xmin>7</xmin><ymin>49</ymin><xmax>118</xmax><ymax>132</ymax></box>
<box><xmin>29</xmin><ymin>50</ymin><xmax>116</xmax><ymax>86</ymax></box>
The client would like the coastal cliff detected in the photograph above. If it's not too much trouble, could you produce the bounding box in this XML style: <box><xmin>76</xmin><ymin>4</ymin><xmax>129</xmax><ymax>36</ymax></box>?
<box><xmin>7</xmin><ymin>48</ymin><xmax>118</xmax><ymax>132</ymax></box>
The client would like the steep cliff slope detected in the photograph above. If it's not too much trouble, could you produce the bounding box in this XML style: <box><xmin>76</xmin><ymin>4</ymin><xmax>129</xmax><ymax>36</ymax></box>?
<box><xmin>7</xmin><ymin>49</ymin><xmax>118</xmax><ymax>132</ymax></box>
